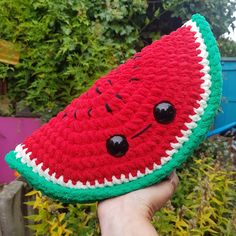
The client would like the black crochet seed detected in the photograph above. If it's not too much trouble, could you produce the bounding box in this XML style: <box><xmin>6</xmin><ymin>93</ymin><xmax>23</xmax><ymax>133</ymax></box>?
<box><xmin>105</xmin><ymin>103</ymin><xmax>112</xmax><ymax>113</ymax></box>
<box><xmin>96</xmin><ymin>87</ymin><xmax>102</xmax><ymax>94</ymax></box>
<box><xmin>107</xmin><ymin>79</ymin><xmax>112</xmax><ymax>85</ymax></box>
<box><xmin>129</xmin><ymin>78</ymin><xmax>140</xmax><ymax>82</ymax></box>
<box><xmin>106</xmin><ymin>135</ymin><xmax>129</xmax><ymax>157</ymax></box>
<box><xmin>153</xmin><ymin>101</ymin><xmax>176</xmax><ymax>124</ymax></box>
<box><xmin>62</xmin><ymin>112</ymin><xmax>67</xmax><ymax>118</ymax></box>
<box><xmin>88</xmin><ymin>108</ymin><xmax>92</xmax><ymax>118</ymax></box>
<box><xmin>74</xmin><ymin>110</ymin><xmax>77</xmax><ymax>119</ymax></box>
<box><xmin>115</xmin><ymin>93</ymin><xmax>123</xmax><ymax>100</ymax></box>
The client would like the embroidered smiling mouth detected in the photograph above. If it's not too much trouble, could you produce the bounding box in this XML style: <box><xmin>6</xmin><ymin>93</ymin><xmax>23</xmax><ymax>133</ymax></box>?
<box><xmin>5</xmin><ymin>14</ymin><xmax>222</xmax><ymax>203</ymax></box>
<box><xmin>131</xmin><ymin>124</ymin><xmax>152</xmax><ymax>139</ymax></box>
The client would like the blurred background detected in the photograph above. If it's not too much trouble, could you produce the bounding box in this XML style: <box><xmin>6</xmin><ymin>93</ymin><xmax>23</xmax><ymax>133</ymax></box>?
<box><xmin>0</xmin><ymin>1</ymin><xmax>236</xmax><ymax>235</ymax></box>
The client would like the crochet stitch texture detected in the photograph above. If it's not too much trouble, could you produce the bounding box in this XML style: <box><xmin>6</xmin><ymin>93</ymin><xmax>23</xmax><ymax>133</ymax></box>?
<box><xmin>5</xmin><ymin>14</ymin><xmax>222</xmax><ymax>203</ymax></box>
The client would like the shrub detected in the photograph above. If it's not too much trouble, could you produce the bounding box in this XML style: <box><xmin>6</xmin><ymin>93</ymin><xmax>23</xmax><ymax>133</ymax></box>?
<box><xmin>25</xmin><ymin>137</ymin><xmax>236</xmax><ymax>235</ymax></box>
<box><xmin>218</xmin><ymin>38</ymin><xmax>236</xmax><ymax>57</ymax></box>
<box><xmin>0</xmin><ymin>0</ymin><xmax>147</xmax><ymax>120</ymax></box>
<box><xmin>25</xmin><ymin>190</ymin><xmax>99</xmax><ymax>236</ymax></box>
<box><xmin>154</xmin><ymin>138</ymin><xmax>236</xmax><ymax>235</ymax></box>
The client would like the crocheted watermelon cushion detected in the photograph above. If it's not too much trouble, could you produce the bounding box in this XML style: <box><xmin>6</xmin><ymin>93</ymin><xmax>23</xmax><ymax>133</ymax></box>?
<box><xmin>5</xmin><ymin>14</ymin><xmax>222</xmax><ymax>203</ymax></box>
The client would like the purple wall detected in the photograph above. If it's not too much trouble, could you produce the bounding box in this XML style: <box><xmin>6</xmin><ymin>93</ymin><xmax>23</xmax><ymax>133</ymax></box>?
<box><xmin>0</xmin><ymin>117</ymin><xmax>41</xmax><ymax>184</ymax></box>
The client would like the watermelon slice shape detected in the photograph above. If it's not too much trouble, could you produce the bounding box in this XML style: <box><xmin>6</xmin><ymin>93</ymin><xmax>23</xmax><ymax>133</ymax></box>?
<box><xmin>5</xmin><ymin>14</ymin><xmax>222</xmax><ymax>203</ymax></box>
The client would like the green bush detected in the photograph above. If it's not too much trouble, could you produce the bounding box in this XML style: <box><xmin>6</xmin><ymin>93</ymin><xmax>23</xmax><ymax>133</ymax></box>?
<box><xmin>25</xmin><ymin>191</ymin><xmax>100</xmax><ymax>236</ymax></box>
<box><xmin>0</xmin><ymin>0</ymin><xmax>147</xmax><ymax>120</ymax></box>
<box><xmin>218</xmin><ymin>38</ymin><xmax>236</xmax><ymax>57</ymax></box>
<box><xmin>25</xmin><ymin>137</ymin><xmax>236</xmax><ymax>236</ymax></box>
<box><xmin>153</xmin><ymin>137</ymin><xmax>236</xmax><ymax>235</ymax></box>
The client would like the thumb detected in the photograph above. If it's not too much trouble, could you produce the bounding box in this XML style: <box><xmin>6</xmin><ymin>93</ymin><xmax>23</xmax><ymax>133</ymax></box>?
<box><xmin>144</xmin><ymin>171</ymin><xmax>179</xmax><ymax>213</ymax></box>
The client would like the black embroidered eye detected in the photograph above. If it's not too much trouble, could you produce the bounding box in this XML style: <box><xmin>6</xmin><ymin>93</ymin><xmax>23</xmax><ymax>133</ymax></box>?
<box><xmin>153</xmin><ymin>101</ymin><xmax>176</xmax><ymax>124</ymax></box>
<box><xmin>106</xmin><ymin>135</ymin><xmax>129</xmax><ymax>157</ymax></box>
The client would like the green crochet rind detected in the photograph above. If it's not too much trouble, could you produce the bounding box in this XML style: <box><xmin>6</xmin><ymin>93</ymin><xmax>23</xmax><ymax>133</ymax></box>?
<box><xmin>5</xmin><ymin>14</ymin><xmax>222</xmax><ymax>203</ymax></box>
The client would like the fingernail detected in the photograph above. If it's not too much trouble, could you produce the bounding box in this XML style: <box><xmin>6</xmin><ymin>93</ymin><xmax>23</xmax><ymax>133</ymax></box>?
<box><xmin>168</xmin><ymin>170</ymin><xmax>176</xmax><ymax>180</ymax></box>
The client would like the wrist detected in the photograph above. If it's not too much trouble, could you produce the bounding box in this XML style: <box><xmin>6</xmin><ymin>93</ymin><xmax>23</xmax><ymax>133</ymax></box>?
<box><xmin>97</xmin><ymin>197</ymin><xmax>156</xmax><ymax>236</ymax></box>
<box><xmin>98</xmin><ymin>208</ymin><xmax>150</xmax><ymax>236</ymax></box>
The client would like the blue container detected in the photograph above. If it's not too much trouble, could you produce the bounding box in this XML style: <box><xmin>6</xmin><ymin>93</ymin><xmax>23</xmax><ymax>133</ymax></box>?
<box><xmin>214</xmin><ymin>58</ymin><xmax>236</xmax><ymax>129</ymax></box>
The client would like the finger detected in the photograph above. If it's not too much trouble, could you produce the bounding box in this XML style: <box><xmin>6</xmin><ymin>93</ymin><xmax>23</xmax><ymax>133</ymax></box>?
<box><xmin>167</xmin><ymin>170</ymin><xmax>179</xmax><ymax>192</ymax></box>
<box><xmin>144</xmin><ymin>171</ymin><xmax>179</xmax><ymax>211</ymax></box>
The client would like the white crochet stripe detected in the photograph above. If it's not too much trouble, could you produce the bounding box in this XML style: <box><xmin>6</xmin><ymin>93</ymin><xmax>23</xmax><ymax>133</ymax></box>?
<box><xmin>14</xmin><ymin>19</ymin><xmax>211</xmax><ymax>189</ymax></box>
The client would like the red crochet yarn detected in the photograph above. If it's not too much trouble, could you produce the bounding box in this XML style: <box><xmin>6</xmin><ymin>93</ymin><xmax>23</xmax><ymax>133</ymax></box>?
<box><xmin>5</xmin><ymin>14</ymin><xmax>222</xmax><ymax>202</ymax></box>
<box><xmin>24</xmin><ymin>26</ymin><xmax>202</xmax><ymax>185</ymax></box>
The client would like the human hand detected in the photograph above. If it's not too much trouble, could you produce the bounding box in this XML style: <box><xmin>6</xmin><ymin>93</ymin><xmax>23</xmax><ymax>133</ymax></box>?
<box><xmin>98</xmin><ymin>171</ymin><xmax>179</xmax><ymax>236</ymax></box>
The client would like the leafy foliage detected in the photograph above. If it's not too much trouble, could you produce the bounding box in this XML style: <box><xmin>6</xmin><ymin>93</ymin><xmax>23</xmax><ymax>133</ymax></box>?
<box><xmin>145</xmin><ymin>0</ymin><xmax>236</xmax><ymax>40</ymax></box>
<box><xmin>25</xmin><ymin>190</ymin><xmax>100</xmax><ymax>236</ymax></box>
<box><xmin>0</xmin><ymin>0</ymin><xmax>147</xmax><ymax>120</ymax></box>
<box><xmin>154</xmin><ymin>137</ymin><xmax>236</xmax><ymax>235</ymax></box>
<box><xmin>25</xmin><ymin>137</ymin><xmax>236</xmax><ymax>235</ymax></box>
<box><xmin>218</xmin><ymin>38</ymin><xmax>236</xmax><ymax>57</ymax></box>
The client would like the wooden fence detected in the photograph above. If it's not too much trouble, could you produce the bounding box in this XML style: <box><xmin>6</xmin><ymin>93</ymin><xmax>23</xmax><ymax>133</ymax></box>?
<box><xmin>0</xmin><ymin>178</ymin><xmax>34</xmax><ymax>236</ymax></box>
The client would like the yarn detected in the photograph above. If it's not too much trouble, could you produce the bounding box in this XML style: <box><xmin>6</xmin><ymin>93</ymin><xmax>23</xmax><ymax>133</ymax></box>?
<box><xmin>5</xmin><ymin>14</ymin><xmax>222</xmax><ymax>203</ymax></box>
